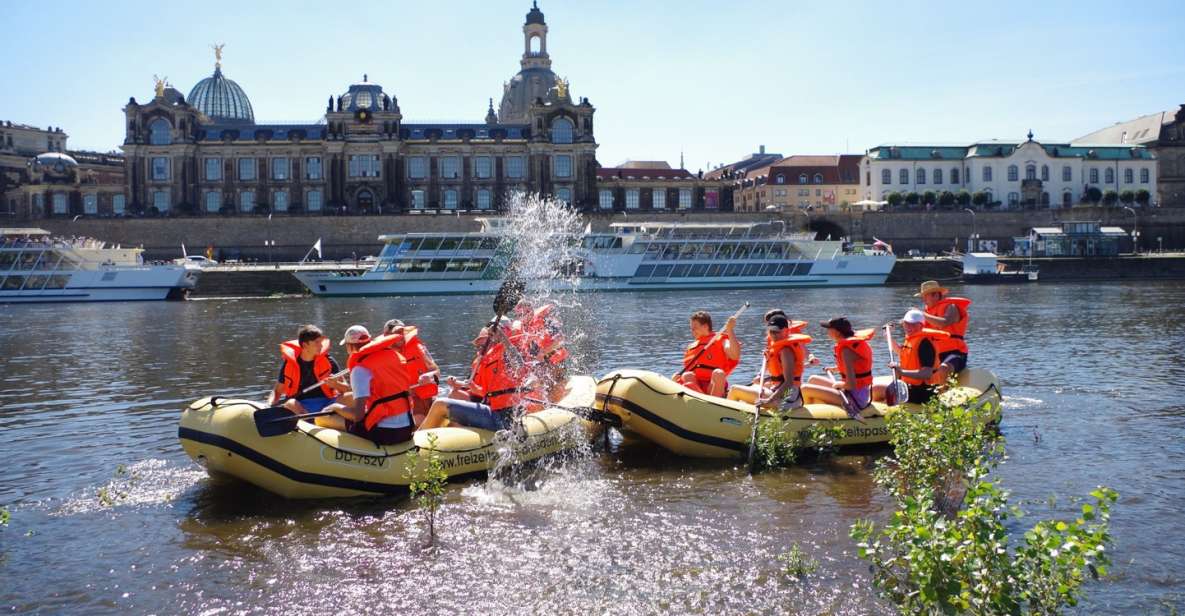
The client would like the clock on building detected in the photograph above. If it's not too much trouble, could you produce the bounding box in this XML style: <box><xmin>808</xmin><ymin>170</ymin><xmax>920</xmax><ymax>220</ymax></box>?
<box><xmin>355</xmin><ymin>109</ymin><xmax>371</xmax><ymax>123</ymax></box>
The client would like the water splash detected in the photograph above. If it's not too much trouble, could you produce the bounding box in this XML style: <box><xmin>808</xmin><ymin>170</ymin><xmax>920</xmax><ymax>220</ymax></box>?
<box><xmin>53</xmin><ymin>459</ymin><xmax>206</xmax><ymax>516</ymax></box>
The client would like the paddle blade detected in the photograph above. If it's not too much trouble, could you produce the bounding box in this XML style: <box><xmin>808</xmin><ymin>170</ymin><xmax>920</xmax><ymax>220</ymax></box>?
<box><xmin>493</xmin><ymin>274</ymin><xmax>526</xmax><ymax>316</ymax></box>
<box><xmin>253</xmin><ymin>406</ymin><xmax>301</xmax><ymax>437</ymax></box>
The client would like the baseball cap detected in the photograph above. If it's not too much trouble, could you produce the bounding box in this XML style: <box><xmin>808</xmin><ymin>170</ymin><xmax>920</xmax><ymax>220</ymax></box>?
<box><xmin>339</xmin><ymin>324</ymin><xmax>371</xmax><ymax>346</ymax></box>
<box><xmin>820</xmin><ymin>317</ymin><xmax>854</xmax><ymax>337</ymax></box>
<box><xmin>902</xmin><ymin>309</ymin><xmax>926</xmax><ymax>324</ymax></box>
<box><xmin>382</xmin><ymin>319</ymin><xmax>404</xmax><ymax>334</ymax></box>
<box><xmin>767</xmin><ymin>315</ymin><xmax>790</xmax><ymax>331</ymax></box>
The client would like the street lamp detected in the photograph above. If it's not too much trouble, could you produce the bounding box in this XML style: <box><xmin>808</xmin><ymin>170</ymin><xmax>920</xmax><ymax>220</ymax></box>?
<box><xmin>1122</xmin><ymin>206</ymin><xmax>1138</xmax><ymax>254</ymax></box>
<box><xmin>964</xmin><ymin>208</ymin><xmax>977</xmax><ymax>253</ymax></box>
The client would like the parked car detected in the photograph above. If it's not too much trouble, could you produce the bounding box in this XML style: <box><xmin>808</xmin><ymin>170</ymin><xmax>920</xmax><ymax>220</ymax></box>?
<box><xmin>176</xmin><ymin>255</ymin><xmax>219</xmax><ymax>267</ymax></box>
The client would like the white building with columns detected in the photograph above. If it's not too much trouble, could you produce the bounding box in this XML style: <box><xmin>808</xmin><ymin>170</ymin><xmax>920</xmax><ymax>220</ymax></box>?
<box><xmin>862</xmin><ymin>133</ymin><xmax>1157</xmax><ymax>208</ymax></box>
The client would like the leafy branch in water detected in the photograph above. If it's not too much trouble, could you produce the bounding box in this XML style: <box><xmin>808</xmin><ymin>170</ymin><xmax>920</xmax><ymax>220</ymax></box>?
<box><xmin>0</xmin><ymin>506</ymin><xmax>9</xmax><ymax>527</ymax></box>
<box><xmin>850</xmin><ymin>396</ymin><xmax>1117</xmax><ymax>615</ymax></box>
<box><xmin>406</xmin><ymin>433</ymin><xmax>448</xmax><ymax>547</ymax></box>
<box><xmin>751</xmin><ymin>415</ymin><xmax>846</xmax><ymax>471</ymax></box>
<box><xmin>97</xmin><ymin>464</ymin><xmax>134</xmax><ymax>508</ymax></box>
<box><xmin>778</xmin><ymin>543</ymin><xmax>819</xmax><ymax>578</ymax></box>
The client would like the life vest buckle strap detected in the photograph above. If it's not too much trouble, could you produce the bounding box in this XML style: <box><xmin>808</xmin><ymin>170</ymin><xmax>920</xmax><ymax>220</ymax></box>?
<box><xmin>367</xmin><ymin>390</ymin><xmax>411</xmax><ymax>414</ymax></box>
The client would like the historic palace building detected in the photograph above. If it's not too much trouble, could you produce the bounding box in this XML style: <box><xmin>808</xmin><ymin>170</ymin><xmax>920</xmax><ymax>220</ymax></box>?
<box><xmin>1076</xmin><ymin>104</ymin><xmax>1185</xmax><ymax>206</ymax></box>
<box><xmin>1</xmin><ymin>121</ymin><xmax>126</xmax><ymax>219</ymax></box>
<box><xmin>595</xmin><ymin>161</ymin><xmax>732</xmax><ymax>211</ymax></box>
<box><xmin>863</xmin><ymin>132</ymin><xmax>1157</xmax><ymax>209</ymax></box>
<box><xmin>121</xmin><ymin>3</ymin><xmax>599</xmax><ymax>215</ymax></box>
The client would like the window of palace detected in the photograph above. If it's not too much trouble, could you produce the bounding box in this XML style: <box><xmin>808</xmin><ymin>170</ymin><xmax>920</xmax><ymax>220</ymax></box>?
<box><xmin>272</xmin><ymin>158</ymin><xmax>290</xmax><ymax>181</ymax></box>
<box><xmin>474</xmin><ymin>156</ymin><xmax>492</xmax><ymax>179</ymax></box>
<box><xmin>813</xmin><ymin>173</ymin><xmax>823</xmax><ymax>184</ymax></box>
<box><xmin>307</xmin><ymin>190</ymin><xmax>323</xmax><ymax>212</ymax></box>
<box><xmin>652</xmin><ymin>189</ymin><xmax>666</xmax><ymax>209</ymax></box>
<box><xmin>1041</xmin><ymin>165</ymin><xmax>1049</xmax><ymax>181</ymax></box>
<box><xmin>411</xmin><ymin>190</ymin><xmax>426</xmax><ymax>209</ymax></box>
<box><xmin>1124</xmin><ymin>168</ymin><xmax>1133</xmax><ymax>184</ymax></box>
<box><xmin>983</xmin><ymin>166</ymin><xmax>992</xmax><ymax>182</ymax></box>
<box><xmin>679</xmin><ymin>188</ymin><xmax>692</xmax><ymax>209</ymax></box>
<box><xmin>1063</xmin><ymin>166</ymin><xmax>1072</xmax><ymax>181</ymax></box>
<box><xmin>112</xmin><ymin>194</ymin><xmax>125</xmax><ymax>214</ymax></box>
<box><xmin>477</xmin><ymin>189</ymin><xmax>492</xmax><ymax>210</ymax></box>
<box><xmin>799</xmin><ymin>173</ymin><xmax>808</xmax><ymax>184</ymax></box>
<box><xmin>153</xmin><ymin>190</ymin><xmax>169</xmax><ymax>212</ymax></box>
<box><xmin>776</xmin><ymin>174</ymin><xmax>785</xmax><ymax>184</ymax></box>
<box><xmin>240</xmin><ymin>190</ymin><xmax>255</xmax><ymax>212</ymax></box>
<box><xmin>951</xmin><ymin>168</ymin><xmax>960</xmax><ymax>184</ymax></box>
<box><xmin>1089</xmin><ymin>168</ymin><xmax>1099</xmax><ymax>184</ymax></box>
<box><xmin>149</xmin><ymin>119</ymin><xmax>171</xmax><ymax>145</ymax></box>
<box><xmin>553</xmin><ymin>155</ymin><xmax>572</xmax><ymax>178</ymax></box>
<box><xmin>934</xmin><ymin>168</ymin><xmax>943</xmax><ymax>184</ymax></box>
<box><xmin>625</xmin><ymin>188</ymin><xmax>639</xmax><ymax>209</ymax></box>
<box><xmin>407</xmin><ymin>157</ymin><xmax>428</xmax><ymax>179</ymax></box>
<box><xmin>51</xmin><ymin>193</ymin><xmax>66</xmax><ymax>214</ymax></box>
<box><xmin>555</xmin><ymin>187</ymin><xmax>570</xmax><ymax>205</ymax></box>
<box><xmin>1104</xmin><ymin>168</ymin><xmax>1114</xmax><ymax>184</ymax></box>
<box><xmin>443</xmin><ymin>189</ymin><xmax>458</xmax><ymax>209</ymax></box>
<box><xmin>299</xmin><ymin>157</ymin><xmax>318</xmax><ymax>180</ymax></box>
<box><xmin>1008</xmin><ymin>165</ymin><xmax>1019</xmax><ymax>182</ymax></box>
<box><xmin>551</xmin><ymin>117</ymin><xmax>574</xmax><ymax>144</ymax></box>
<box><xmin>899</xmin><ymin>169</ymin><xmax>909</xmax><ymax>184</ymax></box>
<box><xmin>239</xmin><ymin>158</ymin><xmax>256</xmax><ymax>181</ymax></box>
<box><xmin>1141</xmin><ymin>168</ymin><xmax>1150</xmax><ymax>183</ymax></box>
<box><xmin>151</xmin><ymin>157</ymin><xmax>169</xmax><ymax>181</ymax></box>
<box><xmin>599</xmin><ymin>189</ymin><xmax>613</xmax><ymax>209</ymax></box>
<box><xmin>272</xmin><ymin>190</ymin><xmax>287</xmax><ymax>211</ymax></box>
<box><xmin>206</xmin><ymin>158</ymin><xmax>221</xmax><ymax>181</ymax></box>
<box><xmin>881</xmin><ymin>169</ymin><xmax>891</xmax><ymax>184</ymax></box>
<box><xmin>505</xmin><ymin>156</ymin><xmax>525</xmax><ymax>179</ymax></box>
<box><xmin>83</xmin><ymin>194</ymin><xmax>97</xmax><ymax>214</ymax></box>
<box><xmin>439</xmin><ymin>156</ymin><xmax>460</xmax><ymax>179</ymax></box>
<box><xmin>349</xmin><ymin>155</ymin><xmax>381</xmax><ymax>178</ymax></box>
<box><xmin>916</xmin><ymin>168</ymin><xmax>926</xmax><ymax>184</ymax></box>
<box><xmin>205</xmin><ymin>191</ymin><xmax>220</xmax><ymax>212</ymax></box>
<box><xmin>1008</xmin><ymin>192</ymin><xmax>1019</xmax><ymax>206</ymax></box>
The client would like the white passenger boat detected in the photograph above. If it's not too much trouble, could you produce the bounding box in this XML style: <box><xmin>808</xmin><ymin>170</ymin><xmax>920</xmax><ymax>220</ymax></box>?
<box><xmin>294</xmin><ymin>219</ymin><xmax>895</xmax><ymax>297</ymax></box>
<box><xmin>0</xmin><ymin>228</ymin><xmax>200</xmax><ymax>303</ymax></box>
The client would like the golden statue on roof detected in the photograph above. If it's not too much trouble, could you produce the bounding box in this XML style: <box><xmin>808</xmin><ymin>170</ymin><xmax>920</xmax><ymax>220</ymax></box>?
<box><xmin>153</xmin><ymin>75</ymin><xmax>168</xmax><ymax>98</ymax></box>
<box><xmin>555</xmin><ymin>77</ymin><xmax>569</xmax><ymax>99</ymax></box>
<box><xmin>212</xmin><ymin>43</ymin><xmax>225</xmax><ymax>68</ymax></box>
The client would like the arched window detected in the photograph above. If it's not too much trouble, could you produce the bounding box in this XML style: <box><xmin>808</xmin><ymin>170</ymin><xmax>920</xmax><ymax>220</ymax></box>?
<box><xmin>881</xmin><ymin>169</ymin><xmax>891</xmax><ymax>185</ymax></box>
<box><xmin>1041</xmin><ymin>165</ymin><xmax>1049</xmax><ymax>181</ymax></box>
<box><xmin>550</xmin><ymin>117</ymin><xmax>573</xmax><ymax>144</ymax></box>
<box><xmin>149</xmin><ymin>118</ymin><xmax>172</xmax><ymax>145</ymax></box>
<box><xmin>1105</xmin><ymin>167</ymin><xmax>1114</xmax><ymax>184</ymax></box>
<box><xmin>983</xmin><ymin>166</ymin><xmax>993</xmax><ymax>182</ymax></box>
<box><xmin>776</xmin><ymin>174</ymin><xmax>785</xmax><ymax>184</ymax></box>
<box><xmin>1008</xmin><ymin>192</ymin><xmax>1020</xmax><ymax>206</ymax></box>
<box><xmin>916</xmin><ymin>168</ymin><xmax>926</xmax><ymax>185</ymax></box>
<box><xmin>1025</xmin><ymin>164</ymin><xmax>1036</xmax><ymax>180</ymax></box>
<box><xmin>799</xmin><ymin>173</ymin><xmax>808</xmax><ymax>184</ymax></box>
<box><xmin>899</xmin><ymin>169</ymin><xmax>909</xmax><ymax>184</ymax></box>
<box><xmin>934</xmin><ymin>168</ymin><xmax>943</xmax><ymax>184</ymax></box>
<box><xmin>813</xmin><ymin>173</ymin><xmax>823</xmax><ymax>184</ymax></box>
<box><xmin>951</xmin><ymin>168</ymin><xmax>960</xmax><ymax>184</ymax></box>
<box><xmin>1062</xmin><ymin>190</ymin><xmax>1073</xmax><ymax>207</ymax></box>
<box><xmin>1063</xmin><ymin>166</ymin><xmax>1072</xmax><ymax>181</ymax></box>
<box><xmin>1008</xmin><ymin>165</ymin><xmax>1019</xmax><ymax>181</ymax></box>
<box><xmin>1140</xmin><ymin>168</ymin><xmax>1150</xmax><ymax>183</ymax></box>
<box><xmin>1124</xmin><ymin>168</ymin><xmax>1133</xmax><ymax>184</ymax></box>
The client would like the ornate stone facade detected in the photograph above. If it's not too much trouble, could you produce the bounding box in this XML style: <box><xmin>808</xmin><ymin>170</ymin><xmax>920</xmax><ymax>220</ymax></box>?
<box><xmin>0</xmin><ymin>121</ymin><xmax>126</xmax><ymax>219</ymax></box>
<box><xmin>119</xmin><ymin>4</ymin><xmax>598</xmax><ymax>216</ymax></box>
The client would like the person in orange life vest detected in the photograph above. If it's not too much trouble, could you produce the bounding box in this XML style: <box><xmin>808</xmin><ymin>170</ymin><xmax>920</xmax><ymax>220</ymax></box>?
<box><xmin>382</xmin><ymin>318</ymin><xmax>440</xmax><ymax>425</ymax></box>
<box><xmin>511</xmin><ymin>299</ymin><xmax>569</xmax><ymax>402</ymax></box>
<box><xmin>728</xmin><ymin>315</ymin><xmax>816</xmax><ymax>406</ymax></box>
<box><xmin>317</xmin><ymin>325</ymin><xmax>416</xmax><ymax>445</ymax></box>
<box><xmin>802</xmin><ymin>317</ymin><xmax>874</xmax><ymax>411</ymax></box>
<box><xmin>419</xmin><ymin>322</ymin><xmax>535</xmax><ymax>432</ymax></box>
<box><xmin>673</xmin><ymin>310</ymin><xmax>740</xmax><ymax>397</ymax></box>
<box><xmin>267</xmin><ymin>324</ymin><xmax>348</xmax><ymax>415</ymax></box>
<box><xmin>916</xmin><ymin>280</ymin><xmax>971</xmax><ymax>383</ymax></box>
<box><xmin>880</xmin><ymin>309</ymin><xmax>949</xmax><ymax>406</ymax></box>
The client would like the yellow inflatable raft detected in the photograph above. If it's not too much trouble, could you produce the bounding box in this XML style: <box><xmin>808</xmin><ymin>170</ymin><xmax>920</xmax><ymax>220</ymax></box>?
<box><xmin>595</xmin><ymin>369</ymin><xmax>1001</xmax><ymax>459</ymax></box>
<box><xmin>179</xmin><ymin>376</ymin><xmax>600</xmax><ymax>499</ymax></box>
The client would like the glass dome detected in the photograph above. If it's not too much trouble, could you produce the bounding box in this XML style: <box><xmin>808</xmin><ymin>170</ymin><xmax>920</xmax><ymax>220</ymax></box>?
<box><xmin>188</xmin><ymin>67</ymin><xmax>255</xmax><ymax>124</ymax></box>
<box><xmin>340</xmin><ymin>79</ymin><xmax>387</xmax><ymax>113</ymax></box>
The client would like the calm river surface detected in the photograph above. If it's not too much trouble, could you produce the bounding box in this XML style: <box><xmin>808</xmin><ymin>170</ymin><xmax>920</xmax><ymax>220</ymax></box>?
<box><xmin>1</xmin><ymin>282</ymin><xmax>1183</xmax><ymax>614</ymax></box>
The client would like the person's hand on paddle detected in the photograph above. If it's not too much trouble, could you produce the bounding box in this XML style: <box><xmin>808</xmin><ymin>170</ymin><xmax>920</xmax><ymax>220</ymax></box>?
<box><xmin>724</xmin><ymin>315</ymin><xmax>738</xmax><ymax>333</ymax></box>
<box><xmin>808</xmin><ymin>354</ymin><xmax>820</xmax><ymax>366</ymax></box>
<box><xmin>889</xmin><ymin>362</ymin><xmax>902</xmax><ymax>378</ymax></box>
<box><xmin>831</xmin><ymin>379</ymin><xmax>850</xmax><ymax>391</ymax></box>
<box><xmin>327</xmin><ymin>376</ymin><xmax>350</xmax><ymax>393</ymax></box>
<box><xmin>416</xmin><ymin>372</ymin><xmax>435</xmax><ymax>386</ymax></box>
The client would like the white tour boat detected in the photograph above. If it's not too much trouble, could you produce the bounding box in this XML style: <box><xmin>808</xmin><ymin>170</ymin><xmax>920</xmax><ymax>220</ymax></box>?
<box><xmin>294</xmin><ymin>219</ymin><xmax>895</xmax><ymax>297</ymax></box>
<box><xmin>0</xmin><ymin>228</ymin><xmax>200</xmax><ymax>303</ymax></box>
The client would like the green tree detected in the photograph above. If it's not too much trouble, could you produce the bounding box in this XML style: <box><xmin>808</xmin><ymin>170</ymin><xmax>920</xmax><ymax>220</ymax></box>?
<box><xmin>922</xmin><ymin>190</ymin><xmax>937</xmax><ymax>206</ymax></box>
<box><xmin>406</xmin><ymin>433</ymin><xmax>448</xmax><ymax>547</ymax></box>
<box><xmin>886</xmin><ymin>192</ymin><xmax>904</xmax><ymax>209</ymax></box>
<box><xmin>905</xmin><ymin>192</ymin><xmax>921</xmax><ymax>206</ymax></box>
<box><xmin>1102</xmin><ymin>190</ymin><xmax>1119</xmax><ymax>206</ymax></box>
<box><xmin>1084</xmin><ymin>187</ymin><xmax>1103</xmax><ymax>204</ymax></box>
<box><xmin>1135</xmin><ymin>189</ymin><xmax>1151</xmax><ymax>206</ymax></box>
<box><xmin>1119</xmin><ymin>190</ymin><xmax>1135</xmax><ymax>205</ymax></box>
<box><xmin>971</xmin><ymin>191</ymin><xmax>989</xmax><ymax>207</ymax></box>
<box><xmin>938</xmin><ymin>191</ymin><xmax>956</xmax><ymax>207</ymax></box>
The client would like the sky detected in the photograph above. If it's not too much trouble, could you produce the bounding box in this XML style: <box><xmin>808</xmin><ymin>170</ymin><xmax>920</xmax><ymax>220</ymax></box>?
<box><xmin>2</xmin><ymin>0</ymin><xmax>1183</xmax><ymax>171</ymax></box>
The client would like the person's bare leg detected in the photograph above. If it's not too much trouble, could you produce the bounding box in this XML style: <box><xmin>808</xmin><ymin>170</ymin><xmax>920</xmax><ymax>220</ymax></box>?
<box><xmin>727</xmin><ymin>384</ymin><xmax>760</xmax><ymax>403</ymax></box>
<box><xmin>871</xmin><ymin>382</ymin><xmax>888</xmax><ymax>402</ymax></box>
<box><xmin>411</xmin><ymin>397</ymin><xmax>431</xmax><ymax>427</ymax></box>
<box><xmin>708</xmin><ymin>369</ymin><xmax>728</xmax><ymax>398</ymax></box>
<box><xmin>679</xmin><ymin>372</ymin><xmax>704</xmax><ymax>393</ymax></box>
<box><xmin>314</xmin><ymin>412</ymin><xmax>347</xmax><ymax>430</ymax></box>
<box><xmin>282</xmin><ymin>399</ymin><xmax>306</xmax><ymax>414</ymax></box>
<box><xmin>806</xmin><ymin>374</ymin><xmax>831</xmax><ymax>387</ymax></box>
<box><xmin>801</xmin><ymin>383</ymin><xmax>845</xmax><ymax>406</ymax></box>
<box><xmin>418</xmin><ymin>399</ymin><xmax>452</xmax><ymax>431</ymax></box>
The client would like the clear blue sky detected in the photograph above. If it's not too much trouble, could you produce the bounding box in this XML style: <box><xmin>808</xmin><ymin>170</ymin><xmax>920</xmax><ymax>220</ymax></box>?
<box><xmin>2</xmin><ymin>0</ymin><xmax>1183</xmax><ymax>170</ymax></box>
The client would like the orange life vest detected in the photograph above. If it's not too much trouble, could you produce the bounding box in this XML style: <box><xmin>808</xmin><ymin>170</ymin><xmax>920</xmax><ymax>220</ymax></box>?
<box><xmin>899</xmin><ymin>328</ymin><xmax>951</xmax><ymax>386</ymax></box>
<box><xmin>683</xmin><ymin>333</ymin><xmax>740</xmax><ymax>387</ymax></box>
<box><xmin>470</xmin><ymin>342</ymin><xmax>531</xmax><ymax>413</ymax></box>
<box><xmin>346</xmin><ymin>333</ymin><xmax>414</xmax><ymax>431</ymax></box>
<box><xmin>397</xmin><ymin>326</ymin><xmax>439</xmax><ymax>400</ymax></box>
<box><xmin>765</xmin><ymin>334</ymin><xmax>812</xmax><ymax>387</ymax></box>
<box><xmin>279</xmin><ymin>338</ymin><xmax>335</xmax><ymax>399</ymax></box>
<box><xmin>514</xmin><ymin>304</ymin><xmax>568</xmax><ymax>366</ymax></box>
<box><xmin>926</xmin><ymin>297</ymin><xmax>971</xmax><ymax>354</ymax></box>
<box><xmin>833</xmin><ymin>328</ymin><xmax>874</xmax><ymax>389</ymax></box>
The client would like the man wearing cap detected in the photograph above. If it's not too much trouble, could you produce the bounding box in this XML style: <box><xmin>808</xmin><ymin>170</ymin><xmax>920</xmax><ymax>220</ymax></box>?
<box><xmin>916</xmin><ymin>280</ymin><xmax>972</xmax><ymax>383</ymax></box>
<box><xmin>315</xmin><ymin>325</ymin><xmax>418</xmax><ymax>445</ymax></box>
<box><xmin>728</xmin><ymin>314</ymin><xmax>816</xmax><ymax>406</ymax></box>
<box><xmin>802</xmin><ymin>317</ymin><xmax>875</xmax><ymax>415</ymax></box>
<box><xmin>419</xmin><ymin>320</ymin><xmax>533</xmax><ymax>432</ymax></box>
<box><xmin>885</xmin><ymin>309</ymin><xmax>950</xmax><ymax>406</ymax></box>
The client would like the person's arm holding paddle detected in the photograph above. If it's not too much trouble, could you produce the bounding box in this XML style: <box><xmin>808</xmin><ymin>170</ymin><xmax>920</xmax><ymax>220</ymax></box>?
<box><xmin>721</xmin><ymin>315</ymin><xmax>740</xmax><ymax>362</ymax></box>
<box><xmin>755</xmin><ymin>346</ymin><xmax>796</xmax><ymax>406</ymax></box>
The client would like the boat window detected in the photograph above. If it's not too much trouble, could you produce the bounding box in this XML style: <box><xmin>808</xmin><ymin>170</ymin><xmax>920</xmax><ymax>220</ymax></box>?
<box><xmin>760</xmin><ymin>263</ymin><xmax>780</xmax><ymax>276</ymax></box>
<box><xmin>410</xmin><ymin>259</ymin><xmax>433</xmax><ymax>273</ymax></box>
<box><xmin>419</xmin><ymin>237</ymin><xmax>442</xmax><ymax>251</ymax></box>
<box><xmin>678</xmin><ymin>243</ymin><xmax>698</xmax><ymax>260</ymax></box>
<box><xmin>742</xmin><ymin>263</ymin><xmax>762</xmax><ymax>276</ymax></box>
<box><xmin>458</xmin><ymin>238</ymin><xmax>480</xmax><ymax>251</ymax></box>
<box><xmin>438</xmin><ymin>237</ymin><xmax>461</xmax><ymax>252</ymax></box>
<box><xmin>689</xmin><ymin>264</ymin><xmax>709</xmax><ymax>277</ymax></box>
<box><xmin>2</xmin><ymin>275</ymin><xmax>25</xmax><ymax>290</ymax></box>
<box><xmin>671</xmin><ymin>264</ymin><xmax>691</xmax><ymax>277</ymax></box>
<box><xmin>379</xmin><ymin>244</ymin><xmax>400</xmax><ymax>258</ymax></box>
<box><xmin>463</xmin><ymin>259</ymin><xmax>489</xmax><ymax>272</ymax></box>
<box><xmin>652</xmin><ymin>264</ymin><xmax>673</xmax><ymax>278</ymax></box>
<box><xmin>16</xmin><ymin>252</ymin><xmax>40</xmax><ymax>270</ymax></box>
<box><xmin>698</xmin><ymin>243</ymin><xmax>719</xmax><ymax>259</ymax></box>
<box><xmin>445</xmin><ymin>259</ymin><xmax>467</xmax><ymax>272</ymax></box>
<box><xmin>58</xmin><ymin>256</ymin><xmax>80</xmax><ymax>271</ymax></box>
<box><xmin>399</xmin><ymin>238</ymin><xmax>422</xmax><ymax>252</ymax></box>
<box><xmin>645</xmin><ymin>243</ymin><xmax>661</xmax><ymax>257</ymax></box>
<box><xmin>24</xmin><ymin>275</ymin><xmax>48</xmax><ymax>290</ymax></box>
<box><xmin>428</xmin><ymin>259</ymin><xmax>449</xmax><ymax>273</ymax></box>
<box><xmin>716</xmin><ymin>244</ymin><xmax>734</xmax><ymax>259</ymax></box>
<box><xmin>36</xmin><ymin>253</ymin><xmax>61</xmax><ymax>271</ymax></box>
<box><xmin>479</xmin><ymin>237</ymin><xmax>500</xmax><ymax>251</ymax></box>
<box><xmin>724</xmin><ymin>264</ymin><xmax>744</xmax><ymax>276</ymax></box>
<box><xmin>633</xmin><ymin>264</ymin><xmax>655</xmax><ymax>278</ymax></box>
<box><xmin>768</xmin><ymin>243</ymin><xmax>784</xmax><ymax>259</ymax></box>
<box><xmin>779</xmin><ymin>263</ymin><xmax>800</xmax><ymax>276</ymax></box>
<box><xmin>628</xmin><ymin>241</ymin><xmax>647</xmax><ymax>255</ymax></box>
<box><xmin>661</xmin><ymin>245</ymin><xmax>678</xmax><ymax>261</ymax></box>
<box><xmin>706</xmin><ymin>264</ymin><xmax>724</xmax><ymax>277</ymax></box>
<box><xmin>45</xmin><ymin>275</ymin><xmax>70</xmax><ymax>289</ymax></box>
<box><xmin>0</xmin><ymin>252</ymin><xmax>17</xmax><ymax>270</ymax></box>
<box><xmin>396</xmin><ymin>260</ymin><xmax>415</xmax><ymax>273</ymax></box>
<box><xmin>734</xmin><ymin>245</ymin><xmax>751</xmax><ymax>260</ymax></box>
<box><xmin>581</xmin><ymin>237</ymin><xmax>596</xmax><ymax>249</ymax></box>
<box><xmin>750</xmin><ymin>244</ymin><xmax>767</xmax><ymax>260</ymax></box>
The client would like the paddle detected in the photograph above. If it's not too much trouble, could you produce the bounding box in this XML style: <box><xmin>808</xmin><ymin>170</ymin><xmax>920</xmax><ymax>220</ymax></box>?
<box><xmin>680</xmin><ymin>302</ymin><xmax>750</xmax><ymax>375</ymax></box>
<box><xmin>522</xmin><ymin>397</ymin><xmax>622</xmax><ymax>428</ymax></box>
<box><xmin>253</xmin><ymin>407</ymin><xmax>340</xmax><ymax>437</ymax></box>
<box><xmin>273</xmin><ymin>368</ymin><xmax>349</xmax><ymax>406</ymax></box>
<box><xmin>457</xmin><ymin>274</ymin><xmax>525</xmax><ymax>400</ymax></box>
<box><xmin>883</xmin><ymin>324</ymin><xmax>909</xmax><ymax>405</ymax></box>
<box><xmin>823</xmin><ymin>366</ymin><xmax>867</xmax><ymax>424</ymax></box>
<box><xmin>747</xmin><ymin>352</ymin><xmax>768</xmax><ymax>470</ymax></box>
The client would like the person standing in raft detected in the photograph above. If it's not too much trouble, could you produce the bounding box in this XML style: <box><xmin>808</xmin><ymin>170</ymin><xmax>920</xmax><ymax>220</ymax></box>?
<box><xmin>317</xmin><ymin>325</ymin><xmax>417</xmax><ymax>445</ymax></box>
<box><xmin>382</xmin><ymin>319</ymin><xmax>441</xmax><ymax>426</ymax></box>
<box><xmin>673</xmin><ymin>310</ymin><xmax>740</xmax><ymax>397</ymax></box>
<box><xmin>916</xmin><ymin>280</ymin><xmax>971</xmax><ymax>383</ymax></box>
<box><xmin>268</xmin><ymin>325</ymin><xmax>348</xmax><ymax>415</ymax></box>
<box><xmin>728</xmin><ymin>314</ymin><xmax>815</xmax><ymax>407</ymax></box>
<box><xmin>510</xmin><ymin>298</ymin><xmax>569</xmax><ymax>402</ymax></box>
<box><xmin>802</xmin><ymin>317</ymin><xmax>874</xmax><ymax>415</ymax></box>
<box><xmin>419</xmin><ymin>322</ymin><xmax>536</xmax><ymax>432</ymax></box>
<box><xmin>879</xmin><ymin>309</ymin><xmax>950</xmax><ymax>405</ymax></box>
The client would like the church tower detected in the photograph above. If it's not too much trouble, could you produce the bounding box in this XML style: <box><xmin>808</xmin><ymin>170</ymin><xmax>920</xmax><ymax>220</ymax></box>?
<box><xmin>498</xmin><ymin>2</ymin><xmax>560</xmax><ymax>124</ymax></box>
<box><xmin>521</xmin><ymin>2</ymin><xmax>550</xmax><ymax>70</ymax></box>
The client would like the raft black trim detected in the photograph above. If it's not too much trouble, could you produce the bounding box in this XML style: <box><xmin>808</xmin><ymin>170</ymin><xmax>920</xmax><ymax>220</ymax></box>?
<box><xmin>596</xmin><ymin>393</ymin><xmax>747</xmax><ymax>454</ymax></box>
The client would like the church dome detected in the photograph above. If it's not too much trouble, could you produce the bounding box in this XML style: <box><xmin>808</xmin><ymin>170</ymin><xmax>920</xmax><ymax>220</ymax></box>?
<box><xmin>188</xmin><ymin>66</ymin><xmax>255</xmax><ymax>124</ymax></box>
<box><xmin>499</xmin><ymin>68</ymin><xmax>557</xmax><ymax>124</ymax></box>
<box><xmin>525</xmin><ymin>1</ymin><xmax>545</xmax><ymax>25</ymax></box>
<box><xmin>340</xmin><ymin>77</ymin><xmax>389</xmax><ymax>112</ymax></box>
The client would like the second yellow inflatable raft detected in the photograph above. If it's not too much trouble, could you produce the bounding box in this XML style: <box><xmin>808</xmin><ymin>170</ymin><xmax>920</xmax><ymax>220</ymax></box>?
<box><xmin>179</xmin><ymin>376</ymin><xmax>600</xmax><ymax>499</ymax></box>
<box><xmin>595</xmin><ymin>369</ymin><xmax>1001</xmax><ymax>459</ymax></box>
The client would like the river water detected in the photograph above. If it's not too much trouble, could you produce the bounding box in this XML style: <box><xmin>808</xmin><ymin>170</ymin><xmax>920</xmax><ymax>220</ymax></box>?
<box><xmin>1</xmin><ymin>282</ymin><xmax>1183</xmax><ymax>614</ymax></box>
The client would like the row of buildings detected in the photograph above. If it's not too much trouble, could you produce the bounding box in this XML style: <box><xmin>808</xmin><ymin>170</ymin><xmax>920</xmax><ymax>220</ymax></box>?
<box><xmin>2</xmin><ymin>3</ymin><xmax>1184</xmax><ymax>220</ymax></box>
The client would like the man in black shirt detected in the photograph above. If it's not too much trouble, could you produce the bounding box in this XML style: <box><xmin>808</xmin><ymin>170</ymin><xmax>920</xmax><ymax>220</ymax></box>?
<box><xmin>268</xmin><ymin>325</ymin><xmax>347</xmax><ymax>414</ymax></box>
